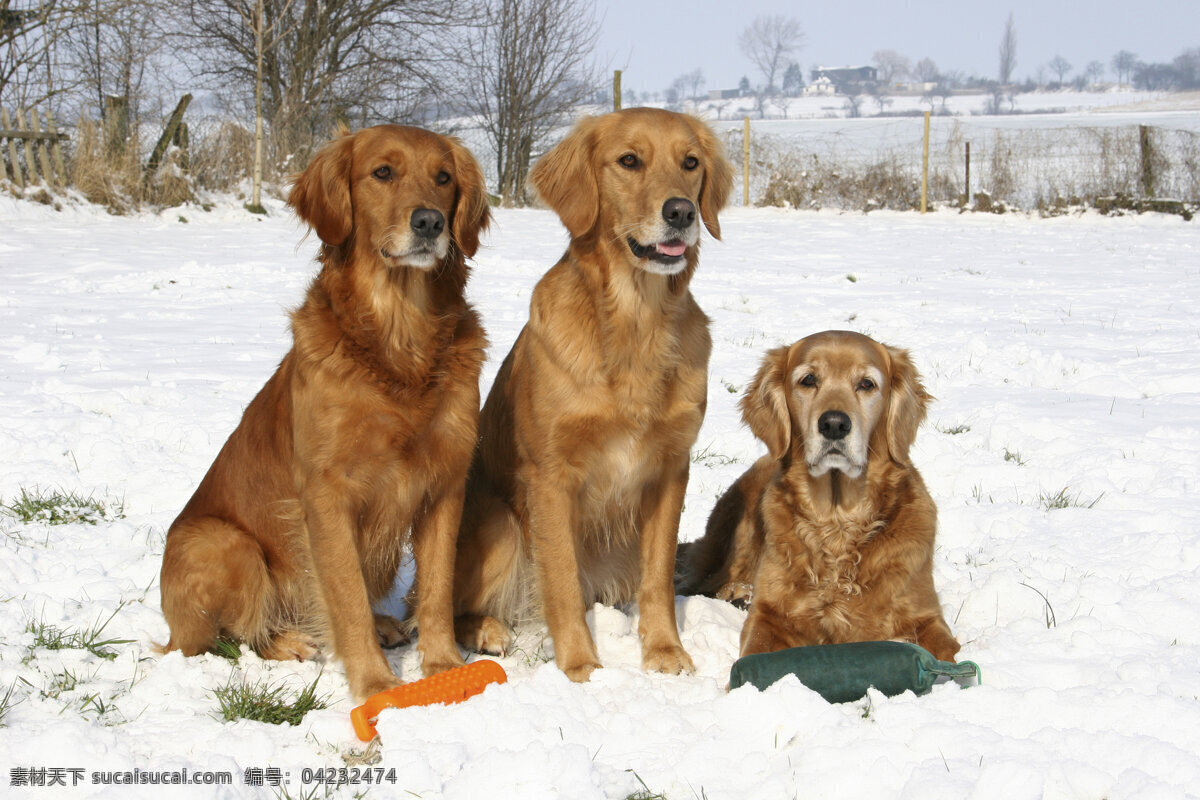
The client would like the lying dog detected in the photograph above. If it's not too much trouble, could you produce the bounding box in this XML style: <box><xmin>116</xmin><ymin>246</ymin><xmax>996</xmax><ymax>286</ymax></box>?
<box><xmin>159</xmin><ymin>125</ymin><xmax>491</xmax><ymax>701</ymax></box>
<box><xmin>452</xmin><ymin>108</ymin><xmax>733</xmax><ymax>681</ymax></box>
<box><xmin>677</xmin><ymin>331</ymin><xmax>960</xmax><ymax>662</ymax></box>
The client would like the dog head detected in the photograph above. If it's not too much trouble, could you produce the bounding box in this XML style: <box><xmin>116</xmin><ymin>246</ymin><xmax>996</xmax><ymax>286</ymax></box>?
<box><xmin>528</xmin><ymin>108</ymin><xmax>732</xmax><ymax>276</ymax></box>
<box><xmin>288</xmin><ymin>124</ymin><xmax>491</xmax><ymax>267</ymax></box>
<box><xmin>740</xmin><ymin>331</ymin><xmax>931</xmax><ymax>478</ymax></box>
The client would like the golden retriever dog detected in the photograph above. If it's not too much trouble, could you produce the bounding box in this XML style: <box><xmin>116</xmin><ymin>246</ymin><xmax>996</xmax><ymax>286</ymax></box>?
<box><xmin>159</xmin><ymin>125</ymin><xmax>491</xmax><ymax>701</ymax></box>
<box><xmin>676</xmin><ymin>330</ymin><xmax>961</xmax><ymax>662</ymax></box>
<box><xmin>451</xmin><ymin>108</ymin><xmax>733</xmax><ymax>681</ymax></box>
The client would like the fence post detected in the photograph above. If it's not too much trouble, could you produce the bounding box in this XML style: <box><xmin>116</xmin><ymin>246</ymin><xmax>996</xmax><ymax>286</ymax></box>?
<box><xmin>14</xmin><ymin>108</ymin><xmax>41</xmax><ymax>184</ymax></box>
<box><xmin>921</xmin><ymin>110</ymin><xmax>930</xmax><ymax>213</ymax></box>
<box><xmin>145</xmin><ymin>93</ymin><xmax>193</xmax><ymax>178</ymax></box>
<box><xmin>45</xmin><ymin>110</ymin><xmax>68</xmax><ymax>185</ymax></box>
<box><xmin>613</xmin><ymin>70</ymin><xmax>622</xmax><ymax>112</ymax></box>
<box><xmin>174</xmin><ymin>122</ymin><xmax>190</xmax><ymax>173</ymax></box>
<box><xmin>964</xmin><ymin>141</ymin><xmax>970</xmax><ymax>206</ymax></box>
<box><xmin>1</xmin><ymin>107</ymin><xmax>24</xmax><ymax>190</ymax></box>
<box><xmin>104</xmin><ymin>95</ymin><xmax>129</xmax><ymax>157</ymax></box>
<box><xmin>29</xmin><ymin>109</ymin><xmax>56</xmax><ymax>189</ymax></box>
<box><xmin>1138</xmin><ymin>125</ymin><xmax>1155</xmax><ymax>198</ymax></box>
<box><xmin>743</xmin><ymin>117</ymin><xmax>750</xmax><ymax>207</ymax></box>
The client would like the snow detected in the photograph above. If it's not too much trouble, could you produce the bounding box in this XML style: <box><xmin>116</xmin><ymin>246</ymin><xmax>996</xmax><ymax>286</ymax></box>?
<box><xmin>2</xmin><ymin>192</ymin><xmax>1199</xmax><ymax>799</ymax></box>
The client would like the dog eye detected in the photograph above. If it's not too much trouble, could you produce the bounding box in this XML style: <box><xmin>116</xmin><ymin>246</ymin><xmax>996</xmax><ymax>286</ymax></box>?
<box><xmin>436</xmin><ymin>170</ymin><xmax>451</xmax><ymax>185</ymax></box>
<box><xmin>618</xmin><ymin>153</ymin><xmax>640</xmax><ymax>169</ymax></box>
<box><xmin>798</xmin><ymin>373</ymin><xmax>817</xmax><ymax>388</ymax></box>
<box><xmin>857</xmin><ymin>378</ymin><xmax>877</xmax><ymax>391</ymax></box>
<box><xmin>372</xmin><ymin>165</ymin><xmax>392</xmax><ymax>181</ymax></box>
<box><xmin>682</xmin><ymin>155</ymin><xmax>699</xmax><ymax>170</ymax></box>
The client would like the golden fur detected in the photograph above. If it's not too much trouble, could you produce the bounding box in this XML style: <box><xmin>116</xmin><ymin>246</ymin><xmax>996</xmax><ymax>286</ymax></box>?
<box><xmin>159</xmin><ymin>125</ymin><xmax>492</xmax><ymax>701</ymax></box>
<box><xmin>677</xmin><ymin>331</ymin><xmax>960</xmax><ymax>662</ymax></box>
<box><xmin>451</xmin><ymin>108</ymin><xmax>733</xmax><ymax>681</ymax></box>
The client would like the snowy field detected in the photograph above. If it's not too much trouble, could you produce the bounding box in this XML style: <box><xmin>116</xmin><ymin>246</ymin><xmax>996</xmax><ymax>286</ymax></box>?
<box><xmin>1</xmin><ymin>193</ymin><xmax>1199</xmax><ymax>799</ymax></box>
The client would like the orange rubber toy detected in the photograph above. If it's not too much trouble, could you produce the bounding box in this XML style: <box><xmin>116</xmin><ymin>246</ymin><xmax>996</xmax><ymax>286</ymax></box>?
<box><xmin>350</xmin><ymin>660</ymin><xmax>507</xmax><ymax>741</ymax></box>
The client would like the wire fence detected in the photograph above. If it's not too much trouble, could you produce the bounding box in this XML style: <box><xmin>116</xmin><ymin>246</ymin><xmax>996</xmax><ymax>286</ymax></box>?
<box><xmin>6</xmin><ymin>105</ymin><xmax>1199</xmax><ymax>217</ymax></box>
<box><xmin>723</xmin><ymin>117</ymin><xmax>1200</xmax><ymax>213</ymax></box>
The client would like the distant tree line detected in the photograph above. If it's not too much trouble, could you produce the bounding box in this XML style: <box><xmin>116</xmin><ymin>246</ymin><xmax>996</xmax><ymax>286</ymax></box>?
<box><xmin>655</xmin><ymin>13</ymin><xmax>1199</xmax><ymax>119</ymax></box>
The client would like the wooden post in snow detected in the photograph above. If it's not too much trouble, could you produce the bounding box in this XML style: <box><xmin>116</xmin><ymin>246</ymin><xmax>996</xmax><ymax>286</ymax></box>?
<box><xmin>921</xmin><ymin>111</ymin><xmax>930</xmax><ymax>213</ymax></box>
<box><xmin>964</xmin><ymin>141</ymin><xmax>971</xmax><ymax>206</ymax></box>
<box><xmin>145</xmin><ymin>94</ymin><xmax>193</xmax><ymax>178</ymax></box>
<box><xmin>743</xmin><ymin>117</ymin><xmax>750</xmax><ymax>207</ymax></box>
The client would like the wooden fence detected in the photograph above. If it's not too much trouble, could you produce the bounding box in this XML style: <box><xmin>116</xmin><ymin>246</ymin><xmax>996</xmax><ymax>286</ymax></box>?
<box><xmin>1</xmin><ymin>106</ymin><xmax>68</xmax><ymax>190</ymax></box>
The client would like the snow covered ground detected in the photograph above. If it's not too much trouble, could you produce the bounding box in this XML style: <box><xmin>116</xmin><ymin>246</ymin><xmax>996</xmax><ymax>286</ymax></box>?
<box><xmin>1</xmin><ymin>193</ymin><xmax>1199</xmax><ymax>799</ymax></box>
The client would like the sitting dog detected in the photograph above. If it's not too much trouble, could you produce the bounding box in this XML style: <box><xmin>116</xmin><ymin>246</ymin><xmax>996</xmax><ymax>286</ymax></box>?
<box><xmin>677</xmin><ymin>330</ymin><xmax>960</xmax><ymax>662</ymax></box>
<box><xmin>159</xmin><ymin>125</ymin><xmax>491</xmax><ymax>701</ymax></box>
<box><xmin>451</xmin><ymin>108</ymin><xmax>733</xmax><ymax>681</ymax></box>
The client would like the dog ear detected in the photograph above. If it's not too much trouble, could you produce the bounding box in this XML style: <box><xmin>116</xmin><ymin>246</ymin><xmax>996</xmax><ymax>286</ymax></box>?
<box><xmin>447</xmin><ymin>136</ymin><xmax>492</xmax><ymax>258</ymax></box>
<box><xmin>288</xmin><ymin>129</ymin><xmax>355</xmax><ymax>246</ymax></box>
<box><xmin>884</xmin><ymin>345</ymin><xmax>932</xmax><ymax>465</ymax></box>
<box><xmin>688</xmin><ymin>115</ymin><xmax>733</xmax><ymax>241</ymax></box>
<box><xmin>528</xmin><ymin>116</ymin><xmax>599</xmax><ymax>238</ymax></box>
<box><xmin>740</xmin><ymin>345</ymin><xmax>793</xmax><ymax>460</ymax></box>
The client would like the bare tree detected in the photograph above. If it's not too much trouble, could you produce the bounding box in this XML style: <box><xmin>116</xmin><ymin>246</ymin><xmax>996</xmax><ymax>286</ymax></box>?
<box><xmin>680</xmin><ymin>68</ymin><xmax>705</xmax><ymax>102</ymax></box>
<box><xmin>668</xmin><ymin>68</ymin><xmax>705</xmax><ymax>108</ymax></box>
<box><xmin>459</xmin><ymin>0</ymin><xmax>600</xmax><ymax>205</ymax></box>
<box><xmin>1111</xmin><ymin>50</ymin><xmax>1137</xmax><ymax>86</ymax></box>
<box><xmin>738</xmin><ymin>14</ymin><xmax>804</xmax><ymax>115</ymax></box>
<box><xmin>872</xmin><ymin>49</ymin><xmax>911</xmax><ymax>87</ymax></box>
<box><xmin>923</xmin><ymin>82</ymin><xmax>952</xmax><ymax>112</ymax></box>
<box><xmin>998</xmin><ymin>11</ymin><xmax>1017</xmax><ymax>85</ymax></box>
<box><xmin>1048</xmin><ymin>54</ymin><xmax>1072</xmax><ymax>85</ymax></box>
<box><xmin>985</xmin><ymin>85</ymin><xmax>1012</xmax><ymax>115</ymax></box>
<box><xmin>1083</xmin><ymin>60</ymin><xmax>1105</xmax><ymax>87</ymax></box>
<box><xmin>62</xmin><ymin>0</ymin><xmax>170</xmax><ymax>153</ymax></box>
<box><xmin>221</xmin><ymin>0</ymin><xmax>299</xmax><ymax>211</ymax></box>
<box><xmin>939</xmin><ymin>69</ymin><xmax>964</xmax><ymax>90</ymax></box>
<box><xmin>782</xmin><ymin>62</ymin><xmax>803</xmax><ymax>95</ymax></box>
<box><xmin>1</xmin><ymin>0</ymin><xmax>79</xmax><ymax>105</ymax></box>
<box><xmin>1175</xmin><ymin>48</ymin><xmax>1200</xmax><ymax>90</ymax></box>
<box><xmin>865</xmin><ymin>82</ymin><xmax>892</xmax><ymax>114</ymax></box>
<box><xmin>843</xmin><ymin>93</ymin><xmax>863</xmax><ymax>118</ymax></box>
<box><xmin>1133</xmin><ymin>61</ymin><xmax>1179</xmax><ymax>91</ymax></box>
<box><xmin>173</xmin><ymin>0</ymin><xmax>473</xmax><ymax>167</ymax></box>
<box><xmin>914</xmin><ymin>57</ymin><xmax>939</xmax><ymax>84</ymax></box>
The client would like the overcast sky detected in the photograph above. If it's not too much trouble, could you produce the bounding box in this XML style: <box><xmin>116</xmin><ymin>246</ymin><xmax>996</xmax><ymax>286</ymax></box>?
<box><xmin>596</xmin><ymin>0</ymin><xmax>1196</xmax><ymax>93</ymax></box>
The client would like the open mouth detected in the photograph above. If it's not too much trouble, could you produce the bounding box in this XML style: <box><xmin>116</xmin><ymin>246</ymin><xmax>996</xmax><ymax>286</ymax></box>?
<box><xmin>627</xmin><ymin>237</ymin><xmax>688</xmax><ymax>264</ymax></box>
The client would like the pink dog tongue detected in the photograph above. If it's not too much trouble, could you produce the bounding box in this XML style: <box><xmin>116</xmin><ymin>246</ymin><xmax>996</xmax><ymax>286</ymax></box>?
<box><xmin>656</xmin><ymin>241</ymin><xmax>687</xmax><ymax>258</ymax></box>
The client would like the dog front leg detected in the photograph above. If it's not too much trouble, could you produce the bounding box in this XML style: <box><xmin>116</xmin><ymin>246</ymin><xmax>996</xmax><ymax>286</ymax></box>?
<box><xmin>301</xmin><ymin>499</ymin><xmax>400</xmax><ymax>703</ymax></box>
<box><xmin>412</xmin><ymin>487</ymin><xmax>469</xmax><ymax>677</ymax></box>
<box><xmin>527</xmin><ymin>478</ymin><xmax>600</xmax><ymax>682</ymax></box>
<box><xmin>637</xmin><ymin>467</ymin><xmax>695</xmax><ymax>675</ymax></box>
<box><xmin>739</xmin><ymin>603</ymin><xmax>799</xmax><ymax>658</ymax></box>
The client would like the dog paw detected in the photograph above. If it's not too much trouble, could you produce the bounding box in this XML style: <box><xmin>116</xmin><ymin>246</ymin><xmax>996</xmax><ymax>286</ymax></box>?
<box><xmin>642</xmin><ymin>644</ymin><xmax>695</xmax><ymax>676</ymax></box>
<box><xmin>716</xmin><ymin>582</ymin><xmax>754</xmax><ymax>609</ymax></box>
<box><xmin>259</xmin><ymin>630</ymin><xmax>321</xmax><ymax>661</ymax></box>
<box><xmin>420</xmin><ymin>651</ymin><xmax>468</xmax><ymax>678</ymax></box>
<box><xmin>455</xmin><ymin>614</ymin><xmax>512</xmax><ymax>657</ymax></box>
<box><xmin>354</xmin><ymin>674</ymin><xmax>404</xmax><ymax>703</ymax></box>
<box><xmin>373</xmin><ymin>614</ymin><xmax>410</xmax><ymax>649</ymax></box>
<box><xmin>474</xmin><ymin>616</ymin><xmax>512</xmax><ymax>657</ymax></box>
<box><xmin>560</xmin><ymin>660</ymin><xmax>601</xmax><ymax>683</ymax></box>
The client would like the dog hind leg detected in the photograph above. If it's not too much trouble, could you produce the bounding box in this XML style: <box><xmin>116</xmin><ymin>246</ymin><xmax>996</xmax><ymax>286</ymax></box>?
<box><xmin>160</xmin><ymin>517</ymin><xmax>275</xmax><ymax>656</ymax></box>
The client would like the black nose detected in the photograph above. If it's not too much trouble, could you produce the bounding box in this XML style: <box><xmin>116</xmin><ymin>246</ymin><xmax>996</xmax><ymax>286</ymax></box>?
<box><xmin>661</xmin><ymin>197</ymin><xmax>696</xmax><ymax>230</ymax></box>
<box><xmin>410</xmin><ymin>208</ymin><xmax>445</xmax><ymax>239</ymax></box>
<box><xmin>818</xmin><ymin>411</ymin><xmax>852</xmax><ymax>441</ymax></box>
